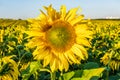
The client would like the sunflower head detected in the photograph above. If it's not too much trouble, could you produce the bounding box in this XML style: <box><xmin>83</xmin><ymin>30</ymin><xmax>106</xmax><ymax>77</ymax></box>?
<box><xmin>0</xmin><ymin>56</ymin><xmax>19</xmax><ymax>80</ymax></box>
<box><xmin>26</xmin><ymin>5</ymin><xmax>92</xmax><ymax>72</ymax></box>
<box><xmin>45</xmin><ymin>20</ymin><xmax>76</xmax><ymax>53</ymax></box>
<box><xmin>101</xmin><ymin>45</ymin><xmax>120</xmax><ymax>71</ymax></box>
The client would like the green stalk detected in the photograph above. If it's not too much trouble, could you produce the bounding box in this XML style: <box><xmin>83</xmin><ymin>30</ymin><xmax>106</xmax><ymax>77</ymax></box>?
<box><xmin>106</xmin><ymin>70</ymin><xmax>109</xmax><ymax>80</ymax></box>
<box><xmin>51</xmin><ymin>72</ymin><xmax>56</xmax><ymax>80</ymax></box>
<box><xmin>17</xmin><ymin>51</ymin><xmax>27</xmax><ymax>67</ymax></box>
<box><xmin>40</xmin><ymin>68</ymin><xmax>51</xmax><ymax>73</ymax></box>
<box><xmin>106</xmin><ymin>52</ymin><xmax>112</xmax><ymax>80</ymax></box>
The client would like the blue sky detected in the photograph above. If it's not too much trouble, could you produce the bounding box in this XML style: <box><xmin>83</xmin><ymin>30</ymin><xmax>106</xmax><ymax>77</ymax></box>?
<box><xmin>0</xmin><ymin>0</ymin><xmax>120</xmax><ymax>19</ymax></box>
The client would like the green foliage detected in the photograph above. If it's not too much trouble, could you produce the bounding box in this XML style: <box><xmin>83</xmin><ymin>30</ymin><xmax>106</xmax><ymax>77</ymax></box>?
<box><xmin>88</xmin><ymin>20</ymin><xmax>120</xmax><ymax>71</ymax></box>
<box><xmin>109</xmin><ymin>72</ymin><xmax>120</xmax><ymax>80</ymax></box>
<box><xmin>0</xmin><ymin>19</ymin><xmax>120</xmax><ymax>80</ymax></box>
<box><xmin>21</xmin><ymin>61</ymin><xmax>42</xmax><ymax>80</ymax></box>
<box><xmin>83</xmin><ymin>62</ymin><xmax>99</xmax><ymax>69</ymax></box>
<box><xmin>59</xmin><ymin>67</ymin><xmax>105</xmax><ymax>80</ymax></box>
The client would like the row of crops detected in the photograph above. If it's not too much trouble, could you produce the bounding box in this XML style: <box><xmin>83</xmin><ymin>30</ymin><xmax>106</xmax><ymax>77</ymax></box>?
<box><xmin>0</xmin><ymin>19</ymin><xmax>120</xmax><ymax>80</ymax></box>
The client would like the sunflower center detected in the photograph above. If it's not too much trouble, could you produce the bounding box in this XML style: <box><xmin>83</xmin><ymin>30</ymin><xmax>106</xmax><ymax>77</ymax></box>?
<box><xmin>48</xmin><ymin>27</ymin><xmax>70</xmax><ymax>47</ymax></box>
<box><xmin>46</xmin><ymin>21</ymin><xmax>76</xmax><ymax>52</ymax></box>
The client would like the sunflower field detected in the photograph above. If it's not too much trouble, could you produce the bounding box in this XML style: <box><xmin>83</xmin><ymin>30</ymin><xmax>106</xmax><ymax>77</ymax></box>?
<box><xmin>0</xmin><ymin>5</ymin><xmax>120</xmax><ymax>80</ymax></box>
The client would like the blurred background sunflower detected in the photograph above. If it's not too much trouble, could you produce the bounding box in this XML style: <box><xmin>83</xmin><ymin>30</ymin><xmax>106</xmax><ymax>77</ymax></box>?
<box><xmin>101</xmin><ymin>42</ymin><xmax>120</xmax><ymax>71</ymax></box>
<box><xmin>26</xmin><ymin>5</ymin><xmax>92</xmax><ymax>72</ymax></box>
<box><xmin>0</xmin><ymin>56</ymin><xmax>19</xmax><ymax>80</ymax></box>
<box><xmin>89</xmin><ymin>20</ymin><xmax>120</xmax><ymax>71</ymax></box>
<box><xmin>0</xmin><ymin>30</ymin><xmax>4</xmax><ymax>43</ymax></box>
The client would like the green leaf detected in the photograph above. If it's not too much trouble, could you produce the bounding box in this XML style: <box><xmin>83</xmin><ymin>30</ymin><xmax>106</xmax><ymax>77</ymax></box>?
<box><xmin>73</xmin><ymin>70</ymin><xmax>83</xmax><ymax>77</ymax></box>
<box><xmin>83</xmin><ymin>62</ymin><xmax>99</xmax><ymax>69</ymax></box>
<box><xmin>63</xmin><ymin>71</ymin><xmax>75</xmax><ymax>80</ymax></box>
<box><xmin>73</xmin><ymin>67</ymin><xmax>105</xmax><ymax>80</ymax></box>
<box><xmin>109</xmin><ymin>72</ymin><xmax>120</xmax><ymax>80</ymax></box>
<box><xmin>71</xmin><ymin>76</ymin><xmax>99</xmax><ymax>80</ymax></box>
<box><xmin>59</xmin><ymin>70</ymin><xmax>83</xmax><ymax>80</ymax></box>
<box><xmin>59</xmin><ymin>71</ymin><xmax>75</xmax><ymax>80</ymax></box>
<box><xmin>21</xmin><ymin>61</ymin><xmax>41</xmax><ymax>80</ymax></box>
<box><xmin>60</xmin><ymin>67</ymin><xmax>105</xmax><ymax>80</ymax></box>
<box><xmin>29</xmin><ymin>61</ymin><xmax>41</xmax><ymax>73</ymax></box>
<box><xmin>71</xmin><ymin>78</ymin><xmax>82</xmax><ymax>80</ymax></box>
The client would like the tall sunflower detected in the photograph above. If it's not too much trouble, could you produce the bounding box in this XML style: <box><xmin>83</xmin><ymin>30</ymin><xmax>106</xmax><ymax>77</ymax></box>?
<box><xmin>26</xmin><ymin>5</ymin><xmax>92</xmax><ymax>72</ymax></box>
<box><xmin>0</xmin><ymin>56</ymin><xmax>19</xmax><ymax>80</ymax></box>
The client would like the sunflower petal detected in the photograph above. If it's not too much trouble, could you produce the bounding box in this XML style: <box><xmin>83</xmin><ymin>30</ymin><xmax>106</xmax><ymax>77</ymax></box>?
<box><xmin>60</xmin><ymin>54</ymin><xmax>69</xmax><ymax>71</ymax></box>
<box><xmin>65</xmin><ymin>50</ymin><xmax>80</xmax><ymax>64</ymax></box>
<box><xmin>70</xmin><ymin>15</ymin><xmax>84</xmax><ymax>25</ymax></box>
<box><xmin>24</xmin><ymin>31</ymin><xmax>44</xmax><ymax>37</ymax></box>
<box><xmin>43</xmin><ymin>53</ymin><xmax>52</xmax><ymax>67</ymax></box>
<box><xmin>74</xmin><ymin>44</ymin><xmax>88</xmax><ymax>59</ymax></box>
<box><xmin>71</xmin><ymin>44</ymin><xmax>85</xmax><ymax>60</ymax></box>
<box><xmin>50</xmin><ymin>55</ymin><xmax>58</xmax><ymax>72</ymax></box>
<box><xmin>76</xmin><ymin>37</ymin><xmax>91</xmax><ymax>47</ymax></box>
<box><xmin>60</xmin><ymin>5</ymin><xmax>66</xmax><ymax>20</ymax></box>
<box><xmin>65</xmin><ymin>7</ymin><xmax>79</xmax><ymax>21</ymax></box>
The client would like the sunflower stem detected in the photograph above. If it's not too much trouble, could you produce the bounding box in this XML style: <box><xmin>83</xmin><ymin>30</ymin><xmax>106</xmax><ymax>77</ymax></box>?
<box><xmin>105</xmin><ymin>52</ymin><xmax>112</xmax><ymax>80</ymax></box>
<box><xmin>17</xmin><ymin>52</ymin><xmax>28</xmax><ymax>67</ymax></box>
<box><xmin>39</xmin><ymin>68</ymin><xmax>51</xmax><ymax>73</ymax></box>
<box><xmin>51</xmin><ymin>72</ymin><xmax>56</xmax><ymax>80</ymax></box>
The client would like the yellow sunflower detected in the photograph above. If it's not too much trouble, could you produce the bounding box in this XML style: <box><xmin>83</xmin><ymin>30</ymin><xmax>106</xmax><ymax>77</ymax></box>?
<box><xmin>0</xmin><ymin>30</ymin><xmax>4</xmax><ymax>43</ymax></box>
<box><xmin>0</xmin><ymin>56</ymin><xmax>19</xmax><ymax>80</ymax></box>
<box><xmin>101</xmin><ymin>52</ymin><xmax>120</xmax><ymax>71</ymax></box>
<box><xmin>101</xmin><ymin>42</ymin><xmax>120</xmax><ymax>71</ymax></box>
<box><xmin>26</xmin><ymin>5</ymin><xmax>92</xmax><ymax>72</ymax></box>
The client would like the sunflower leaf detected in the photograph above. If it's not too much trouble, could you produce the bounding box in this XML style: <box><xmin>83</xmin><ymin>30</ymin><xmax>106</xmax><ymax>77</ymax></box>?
<box><xmin>21</xmin><ymin>61</ymin><xmax>41</xmax><ymax>80</ymax></box>
<box><xmin>71</xmin><ymin>67</ymin><xmax>105</xmax><ymax>80</ymax></box>
<box><xmin>83</xmin><ymin>62</ymin><xmax>99</xmax><ymax>69</ymax></box>
<box><xmin>59</xmin><ymin>70</ymin><xmax>83</xmax><ymax>80</ymax></box>
<box><xmin>29</xmin><ymin>61</ymin><xmax>41</xmax><ymax>73</ymax></box>
<box><xmin>59</xmin><ymin>71</ymin><xmax>75</xmax><ymax>80</ymax></box>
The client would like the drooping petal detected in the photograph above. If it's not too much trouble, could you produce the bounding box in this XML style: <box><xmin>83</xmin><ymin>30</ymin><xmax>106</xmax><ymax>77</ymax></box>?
<box><xmin>33</xmin><ymin>46</ymin><xmax>49</xmax><ymax>60</ymax></box>
<box><xmin>43</xmin><ymin>52</ymin><xmax>52</xmax><ymax>67</ymax></box>
<box><xmin>73</xmin><ymin>44</ymin><xmax>88</xmax><ymax>59</ymax></box>
<box><xmin>64</xmin><ymin>50</ymin><xmax>80</xmax><ymax>64</ymax></box>
<box><xmin>76</xmin><ymin>37</ymin><xmax>91</xmax><ymax>47</ymax></box>
<box><xmin>50</xmin><ymin>54</ymin><xmax>58</xmax><ymax>72</ymax></box>
<box><xmin>75</xmin><ymin>24</ymin><xmax>93</xmax><ymax>39</ymax></box>
<box><xmin>71</xmin><ymin>44</ymin><xmax>85</xmax><ymax>60</ymax></box>
<box><xmin>60</xmin><ymin>54</ymin><xmax>69</xmax><ymax>71</ymax></box>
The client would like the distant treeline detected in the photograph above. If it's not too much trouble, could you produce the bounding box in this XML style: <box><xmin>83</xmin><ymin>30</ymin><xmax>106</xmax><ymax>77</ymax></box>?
<box><xmin>0</xmin><ymin>18</ymin><xmax>29</xmax><ymax>28</ymax></box>
<box><xmin>0</xmin><ymin>18</ymin><xmax>120</xmax><ymax>27</ymax></box>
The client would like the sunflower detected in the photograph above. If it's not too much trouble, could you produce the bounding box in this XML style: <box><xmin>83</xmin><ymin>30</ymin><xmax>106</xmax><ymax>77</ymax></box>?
<box><xmin>101</xmin><ymin>52</ymin><xmax>120</xmax><ymax>71</ymax></box>
<box><xmin>0</xmin><ymin>30</ymin><xmax>4</xmax><ymax>43</ymax></box>
<box><xmin>26</xmin><ymin>5</ymin><xmax>92</xmax><ymax>72</ymax></box>
<box><xmin>0</xmin><ymin>56</ymin><xmax>19</xmax><ymax>80</ymax></box>
<box><xmin>101</xmin><ymin>42</ymin><xmax>120</xmax><ymax>71</ymax></box>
